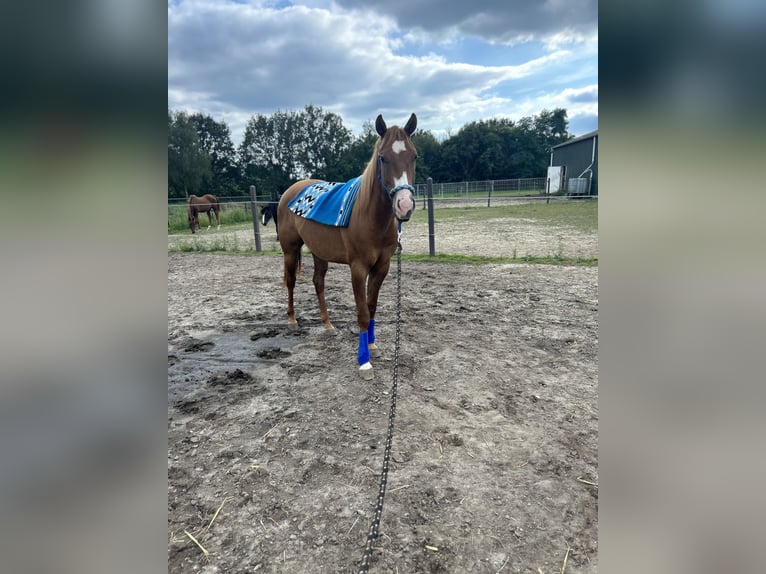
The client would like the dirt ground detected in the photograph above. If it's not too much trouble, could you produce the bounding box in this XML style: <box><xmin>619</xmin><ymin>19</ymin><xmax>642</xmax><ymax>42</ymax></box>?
<box><xmin>168</xmin><ymin>213</ymin><xmax>598</xmax><ymax>573</ymax></box>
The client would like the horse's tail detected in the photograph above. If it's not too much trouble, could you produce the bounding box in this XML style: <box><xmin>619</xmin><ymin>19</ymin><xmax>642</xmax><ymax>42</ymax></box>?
<box><xmin>272</xmin><ymin>204</ymin><xmax>279</xmax><ymax>238</ymax></box>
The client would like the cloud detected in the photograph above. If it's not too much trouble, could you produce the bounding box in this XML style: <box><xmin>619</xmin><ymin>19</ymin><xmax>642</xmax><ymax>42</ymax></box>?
<box><xmin>565</xmin><ymin>85</ymin><xmax>599</xmax><ymax>104</ymax></box>
<box><xmin>168</xmin><ymin>0</ymin><xmax>598</xmax><ymax>143</ymax></box>
<box><xmin>330</xmin><ymin>0</ymin><xmax>598</xmax><ymax>44</ymax></box>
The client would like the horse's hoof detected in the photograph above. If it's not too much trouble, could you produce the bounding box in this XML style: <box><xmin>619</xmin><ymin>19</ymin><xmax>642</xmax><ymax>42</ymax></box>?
<box><xmin>368</xmin><ymin>343</ymin><xmax>381</xmax><ymax>358</ymax></box>
<box><xmin>323</xmin><ymin>322</ymin><xmax>335</xmax><ymax>331</ymax></box>
<box><xmin>287</xmin><ymin>321</ymin><xmax>299</xmax><ymax>331</ymax></box>
<box><xmin>359</xmin><ymin>363</ymin><xmax>374</xmax><ymax>380</ymax></box>
<box><xmin>320</xmin><ymin>325</ymin><xmax>337</xmax><ymax>338</ymax></box>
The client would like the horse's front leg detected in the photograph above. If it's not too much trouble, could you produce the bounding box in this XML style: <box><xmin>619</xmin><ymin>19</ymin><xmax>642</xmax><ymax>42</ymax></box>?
<box><xmin>365</xmin><ymin>258</ymin><xmax>391</xmax><ymax>358</ymax></box>
<box><xmin>206</xmin><ymin>210</ymin><xmax>212</xmax><ymax>231</ymax></box>
<box><xmin>350</xmin><ymin>263</ymin><xmax>373</xmax><ymax>380</ymax></box>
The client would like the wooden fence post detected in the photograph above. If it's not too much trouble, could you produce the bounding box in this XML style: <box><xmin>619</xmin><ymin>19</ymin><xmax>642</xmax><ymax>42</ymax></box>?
<box><xmin>250</xmin><ymin>185</ymin><xmax>262</xmax><ymax>252</ymax></box>
<box><xmin>427</xmin><ymin>177</ymin><xmax>435</xmax><ymax>257</ymax></box>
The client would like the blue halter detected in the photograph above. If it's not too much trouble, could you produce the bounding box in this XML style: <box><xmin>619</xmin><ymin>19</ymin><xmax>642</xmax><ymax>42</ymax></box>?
<box><xmin>377</xmin><ymin>155</ymin><xmax>416</xmax><ymax>200</ymax></box>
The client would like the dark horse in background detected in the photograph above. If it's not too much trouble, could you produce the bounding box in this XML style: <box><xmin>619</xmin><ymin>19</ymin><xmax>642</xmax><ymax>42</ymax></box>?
<box><xmin>260</xmin><ymin>201</ymin><xmax>279</xmax><ymax>235</ymax></box>
<box><xmin>187</xmin><ymin>194</ymin><xmax>221</xmax><ymax>234</ymax></box>
<box><xmin>277</xmin><ymin>113</ymin><xmax>417</xmax><ymax>380</ymax></box>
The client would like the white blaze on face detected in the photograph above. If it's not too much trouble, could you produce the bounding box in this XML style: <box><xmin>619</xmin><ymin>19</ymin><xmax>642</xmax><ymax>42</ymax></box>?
<box><xmin>391</xmin><ymin>139</ymin><xmax>411</xmax><ymax>186</ymax></box>
<box><xmin>389</xmin><ymin>138</ymin><xmax>415</xmax><ymax>219</ymax></box>
<box><xmin>393</xmin><ymin>171</ymin><xmax>409</xmax><ymax>187</ymax></box>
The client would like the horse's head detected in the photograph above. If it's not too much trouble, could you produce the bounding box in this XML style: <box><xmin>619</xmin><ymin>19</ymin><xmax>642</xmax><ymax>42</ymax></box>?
<box><xmin>261</xmin><ymin>204</ymin><xmax>273</xmax><ymax>227</ymax></box>
<box><xmin>187</xmin><ymin>205</ymin><xmax>198</xmax><ymax>234</ymax></box>
<box><xmin>375</xmin><ymin>113</ymin><xmax>417</xmax><ymax>222</ymax></box>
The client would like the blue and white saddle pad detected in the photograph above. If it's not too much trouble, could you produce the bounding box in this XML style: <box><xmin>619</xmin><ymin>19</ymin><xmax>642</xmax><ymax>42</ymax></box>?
<box><xmin>287</xmin><ymin>176</ymin><xmax>362</xmax><ymax>227</ymax></box>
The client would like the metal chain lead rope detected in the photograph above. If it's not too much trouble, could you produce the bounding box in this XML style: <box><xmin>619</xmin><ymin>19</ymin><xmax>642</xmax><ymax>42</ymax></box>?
<box><xmin>357</xmin><ymin>228</ymin><xmax>403</xmax><ymax>573</ymax></box>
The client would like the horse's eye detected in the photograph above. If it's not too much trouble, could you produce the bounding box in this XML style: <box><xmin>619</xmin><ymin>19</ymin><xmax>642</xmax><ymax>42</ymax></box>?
<box><xmin>379</xmin><ymin>155</ymin><xmax>388</xmax><ymax>164</ymax></box>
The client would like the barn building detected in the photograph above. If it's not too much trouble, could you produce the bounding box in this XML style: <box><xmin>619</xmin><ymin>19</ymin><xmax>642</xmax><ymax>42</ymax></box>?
<box><xmin>549</xmin><ymin>130</ymin><xmax>598</xmax><ymax>196</ymax></box>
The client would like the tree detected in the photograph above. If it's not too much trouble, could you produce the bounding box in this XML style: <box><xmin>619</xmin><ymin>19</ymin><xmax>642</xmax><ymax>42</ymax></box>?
<box><xmin>238</xmin><ymin>111</ymin><xmax>297</xmax><ymax>201</ymax></box>
<box><xmin>169</xmin><ymin>105</ymin><xmax>575</xmax><ymax>202</ymax></box>
<box><xmin>168</xmin><ymin>111</ymin><xmax>212</xmax><ymax>199</ymax></box>
<box><xmin>295</xmin><ymin>104</ymin><xmax>352</xmax><ymax>180</ymax></box>
<box><xmin>534</xmin><ymin>108</ymin><xmax>571</xmax><ymax>150</ymax></box>
<box><xmin>411</xmin><ymin>130</ymin><xmax>440</xmax><ymax>184</ymax></box>
<box><xmin>431</xmin><ymin>109</ymin><xmax>572</xmax><ymax>181</ymax></box>
<box><xmin>189</xmin><ymin>113</ymin><xmax>242</xmax><ymax>197</ymax></box>
<box><xmin>433</xmin><ymin>121</ymin><xmax>491</xmax><ymax>181</ymax></box>
<box><xmin>238</xmin><ymin>105</ymin><xmax>353</xmax><ymax>200</ymax></box>
<box><xmin>333</xmin><ymin>120</ymin><xmax>379</xmax><ymax>181</ymax></box>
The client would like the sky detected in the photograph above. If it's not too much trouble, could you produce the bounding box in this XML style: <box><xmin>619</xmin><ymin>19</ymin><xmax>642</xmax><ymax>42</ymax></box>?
<box><xmin>168</xmin><ymin>0</ymin><xmax>598</xmax><ymax>146</ymax></box>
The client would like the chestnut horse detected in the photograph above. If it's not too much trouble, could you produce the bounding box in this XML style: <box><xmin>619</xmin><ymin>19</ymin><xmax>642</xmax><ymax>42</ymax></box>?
<box><xmin>187</xmin><ymin>194</ymin><xmax>221</xmax><ymax>233</ymax></box>
<box><xmin>277</xmin><ymin>113</ymin><xmax>417</xmax><ymax>380</ymax></box>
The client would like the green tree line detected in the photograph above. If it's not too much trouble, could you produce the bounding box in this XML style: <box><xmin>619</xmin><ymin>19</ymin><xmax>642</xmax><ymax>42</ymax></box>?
<box><xmin>168</xmin><ymin>105</ymin><xmax>573</xmax><ymax>201</ymax></box>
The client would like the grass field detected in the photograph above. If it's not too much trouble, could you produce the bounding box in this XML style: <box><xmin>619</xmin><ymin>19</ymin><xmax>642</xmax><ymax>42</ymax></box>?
<box><xmin>408</xmin><ymin>198</ymin><xmax>597</xmax><ymax>232</ymax></box>
<box><xmin>167</xmin><ymin>203</ymin><xmax>253</xmax><ymax>234</ymax></box>
<box><xmin>169</xmin><ymin>198</ymin><xmax>597</xmax><ymax>233</ymax></box>
<box><xmin>168</xmin><ymin>198</ymin><xmax>598</xmax><ymax>265</ymax></box>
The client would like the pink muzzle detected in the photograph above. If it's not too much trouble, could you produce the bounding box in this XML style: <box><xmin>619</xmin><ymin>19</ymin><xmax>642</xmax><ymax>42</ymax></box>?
<box><xmin>392</xmin><ymin>188</ymin><xmax>415</xmax><ymax>221</ymax></box>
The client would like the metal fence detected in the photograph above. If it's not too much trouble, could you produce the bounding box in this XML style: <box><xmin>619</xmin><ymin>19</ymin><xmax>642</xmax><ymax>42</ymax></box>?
<box><xmin>413</xmin><ymin>177</ymin><xmax>548</xmax><ymax>199</ymax></box>
<box><xmin>169</xmin><ymin>175</ymin><xmax>593</xmax><ymax>208</ymax></box>
<box><xmin>168</xmin><ymin>175</ymin><xmax>596</xmax><ymax>229</ymax></box>
<box><xmin>168</xmin><ymin>177</ymin><xmax>597</xmax><ymax>254</ymax></box>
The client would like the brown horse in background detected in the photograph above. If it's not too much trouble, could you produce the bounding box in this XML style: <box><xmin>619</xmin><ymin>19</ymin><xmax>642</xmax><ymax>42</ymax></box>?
<box><xmin>187</xmin><ymin>194</ymin><xmax>221</xmax><ymax>233</ymax></box>
<box><xmin>277</xmin><ymin>113</ymin><xmax>417</xmax><ymax>380</ymax></box>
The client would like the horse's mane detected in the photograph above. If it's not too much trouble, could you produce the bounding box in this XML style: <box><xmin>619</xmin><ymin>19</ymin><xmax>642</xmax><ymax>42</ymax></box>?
<box><xmin>361</xmin><ymin>125</ymin><xmax>408</xmax><ymax>199</ymax></box>
<box><xmin>359</xmin><ymin>138</ymin><xmax>381</xmax><ymax>199</ymax></box>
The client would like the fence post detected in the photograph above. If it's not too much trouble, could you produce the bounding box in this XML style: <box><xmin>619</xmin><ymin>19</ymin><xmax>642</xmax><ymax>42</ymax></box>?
<box><xmin>250</xmin><ymin>185</ymin><xmax>262</xmax><ymax>252</ymax></box>
<box><xmin>487</xmin><ymin>180</ymin><xmax>493</xmax><ymax>208</ymax></box>
<box><xmin>427</xmin><ymin>177</ymin><xmax>435</xmax><ymax>257</ymax></box>
<box><xmin>546</xmin><ymin>178</ymin><xmax>551</xmax><ymax>205</ymax></box>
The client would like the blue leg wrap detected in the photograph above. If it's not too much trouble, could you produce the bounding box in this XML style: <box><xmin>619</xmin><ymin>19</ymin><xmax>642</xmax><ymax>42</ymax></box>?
<box><xmin>357</xmin><ymin>331</ymin><xmax>370</xmax><ymax>365</ymax></box>
<box><xmin>367</xmin><ymin>319</ymin><xmax>376</xmax><ymax>344</ymax></box>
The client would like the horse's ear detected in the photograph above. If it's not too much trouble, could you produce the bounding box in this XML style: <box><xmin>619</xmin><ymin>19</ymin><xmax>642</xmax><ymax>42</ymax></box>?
<box><xmin>375</xmin><ymin>114</ymin><xmax>387</xmax><ymax>137</ymax></box>
<box><xmin>404</xmin><ymin>113</ymin><xmax>417</xmax><ymax>136</ymax></box>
